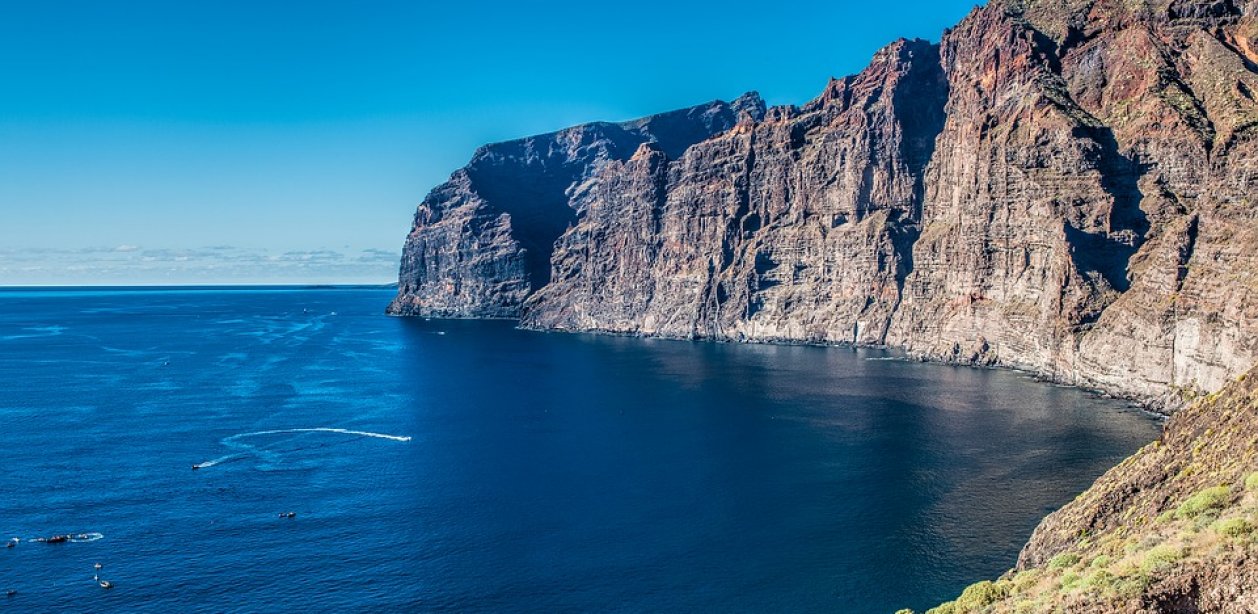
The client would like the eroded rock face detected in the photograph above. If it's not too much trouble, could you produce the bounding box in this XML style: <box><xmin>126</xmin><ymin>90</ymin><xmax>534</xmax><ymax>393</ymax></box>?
<box><xmin>393</xmin><ymin>0</ymin><xmax>1258</xmax><ymax>409</ymax></box>
<box><xmin>519</xmin><ymin>39</ymin><xmax>947</xmax><ymax>345</ymax></box>
<box><xmin>386</xmin><ymin>93</ymin><xmax>766</xmax><ymax>318</ymax></box>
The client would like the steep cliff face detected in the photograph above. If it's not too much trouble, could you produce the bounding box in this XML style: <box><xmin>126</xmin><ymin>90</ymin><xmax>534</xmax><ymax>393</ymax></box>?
<box><xmin>521</xmin><ymin>39</ymin><xmax>946</xmax><ymax>343</ymax></box>
<box><xmin>889</xmin><ymin>0</ymin><xmax>1258</xmax><ymax>407</ymax></box>
<box><xmin>917</xmin><ymin>367</ymin><xmax>1258</xmax><ymax>613</ymax></box>
<box><xmin>392</xmin><ymin>0</ymin><xmax>1258</xmax><ymax>409</ymax></box>
<box><xmin>386</xmin><ymin>93</ymin><xmax>766</xmax><ymax>318</ymax></box>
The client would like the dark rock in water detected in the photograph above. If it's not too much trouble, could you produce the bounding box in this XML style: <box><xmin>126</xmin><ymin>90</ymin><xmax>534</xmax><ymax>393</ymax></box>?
<box><xmin>391</xmin><ymin>0</ymin><xmax>1258</xmax><ymax>413</ymax></box>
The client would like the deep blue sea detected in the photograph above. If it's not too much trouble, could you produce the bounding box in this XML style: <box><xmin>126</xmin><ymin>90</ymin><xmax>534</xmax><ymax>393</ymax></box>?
<box><xmin>0</xmin><ymin>287</ymin><xmax>1159</xmax><ymax>613</ymax></box>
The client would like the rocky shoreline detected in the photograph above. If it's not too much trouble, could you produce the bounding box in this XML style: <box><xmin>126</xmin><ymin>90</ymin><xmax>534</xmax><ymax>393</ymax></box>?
<box><xmin>509</xmin><ymin>321</ymin><xmax>1187</xmax><ymax>415</ymax></box>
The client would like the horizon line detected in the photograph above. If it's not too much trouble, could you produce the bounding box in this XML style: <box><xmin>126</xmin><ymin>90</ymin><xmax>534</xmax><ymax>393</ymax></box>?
<box><xmin>0</xmin><ymin>282</ymin><xmax>399</xmax><ymax>289</ymax></box>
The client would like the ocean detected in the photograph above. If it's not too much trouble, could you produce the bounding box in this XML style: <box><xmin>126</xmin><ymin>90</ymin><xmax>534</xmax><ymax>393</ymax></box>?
<box><xmin>0</xmin><ymin>287</ymin><xmax>1159</xmax><ymax>613</ymax></box>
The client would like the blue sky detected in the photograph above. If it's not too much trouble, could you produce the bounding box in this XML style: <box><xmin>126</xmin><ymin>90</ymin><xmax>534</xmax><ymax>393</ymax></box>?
<box><xmin>0</xmin><ymin>0</ymin><xmax>978</xmax><ymax>285</ymax></box>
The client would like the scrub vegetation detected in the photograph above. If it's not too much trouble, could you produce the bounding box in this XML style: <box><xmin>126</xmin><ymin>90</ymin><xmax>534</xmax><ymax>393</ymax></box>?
<box><xmin>906</xmin><ymin>370</ymin><xmax>1258</xmax><ymax>613</ymax></box>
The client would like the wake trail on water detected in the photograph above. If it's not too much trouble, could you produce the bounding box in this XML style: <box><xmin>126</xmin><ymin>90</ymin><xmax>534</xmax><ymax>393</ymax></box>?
<box><xmin>193</xmin><ymin>428</ymin><xmax>411</xmax><ymax>470</ymax></box>
<box><xmin>22</xmin><ymin>532</ymin><xmax>105</xmax><ymax>544</ymax></box>
<box><xmin>231</xmin><ymin>428</ymin><xmax>412</xmax><ymax>442</ymax></box>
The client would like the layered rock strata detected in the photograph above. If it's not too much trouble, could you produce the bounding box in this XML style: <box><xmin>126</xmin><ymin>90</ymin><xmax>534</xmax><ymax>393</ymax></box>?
<box><xmin>391</xmin><ymin>0</ymin><xmax>1258</xmax><ymax>410</ymax></box>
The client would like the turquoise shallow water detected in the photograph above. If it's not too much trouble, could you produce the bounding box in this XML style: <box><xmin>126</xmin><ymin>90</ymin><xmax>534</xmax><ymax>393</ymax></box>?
<box><xmin>0</xmin><ymin>287</ymin><xmax>1159</xmax><ymax>613</ymax></box>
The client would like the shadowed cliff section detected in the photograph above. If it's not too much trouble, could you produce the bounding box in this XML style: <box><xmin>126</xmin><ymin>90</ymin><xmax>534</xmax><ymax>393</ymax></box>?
<box><xmin>393</xmin><ymin>0</ymin><xmax>1258</xmax><ymax>409</ymax></box>
<box><xmin>890</xmin><ymin>40</ymin><xmax>950</xmax><ymax>306</ymax></box>
<box><xmin>387</xmin><ymin>93</ymin><xmax>765</xmax><ymax>318</ymax></box>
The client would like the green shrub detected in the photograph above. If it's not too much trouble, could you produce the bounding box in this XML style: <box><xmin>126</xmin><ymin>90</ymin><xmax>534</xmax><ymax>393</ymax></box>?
<box><xmin>1089</xmin><ymin>554</ymin><xmax>1112</xmax><ymax>569</ymax></box>
<box><xmin>925</xmin><ymin>602</ymin><xmax>957</xmax><ymax>614</ymax></box>
<box><xmin>1011</xmin><ymin>569</ymin><xmax>1041</xmax><ymax>593</ymax></box>
<box><xmin>1140</xmin><ymin>545</ymin><xmax>1184</xmax><ymax>574</ymax></box>
<box><xmin>955</xmin><ymin>580</ymin><xmax>1010</xmax><ymax>610</ymax></box>
<box><xmin>1048</xmin><ymin>552</ymin><xmax>1081</xmax><ymax>570</ymax></box>
<box><xmin>1013</xmin><ymin>600</ymin><xmax>1042</xmax><ymax>614</ymax></box>
<box><xmin>1192</xmin><ymin>511</ymin><xmax>1221</xmax><ymax>532</ymax></box>
<box><xmin>1212</xmin><ymin>517</ymin><xmax>1255</xmax><ymax>539</ymax></box>
<box><xmin>1125</xmin><ymin>534</ymin><xmax>1163</xmax><ymax>555</ymax></box>
<box><xmin>1115</xmin><ymin>573</ymin><xmax>1151</xmax><ymax>599</ymax></box>
<box><xmin>1082</xmin><ymin>569</ymin><xmax>1117</xmax><ymax>590</ymax></box>
<box><xmin>1060</xmin><ymin>571</ymin><xmax>1082</xmax><ymax>590</ymax></box>
<box><xmin>1174</xmin><ymin>486</ymin><xmax>1232</xmax><ymax>520</ymax></box>
<box><xmin>1245</xmin><ymin>472</ymin><xmax>1258</xmax><ymax>492</ymax></box>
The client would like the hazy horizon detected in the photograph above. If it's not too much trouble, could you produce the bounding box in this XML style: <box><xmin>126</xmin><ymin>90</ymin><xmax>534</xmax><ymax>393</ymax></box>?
<box><xmin>2</xmin><ymin>0</ymin><xmax>977</xmax><ymax>285</ymax></box>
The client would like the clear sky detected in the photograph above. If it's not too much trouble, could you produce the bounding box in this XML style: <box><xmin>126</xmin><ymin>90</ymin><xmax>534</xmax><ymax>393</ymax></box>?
<box><xmin>0</xmin><ymin>0</ymin><xmax>979</xmax><ymax>285</ymax></box>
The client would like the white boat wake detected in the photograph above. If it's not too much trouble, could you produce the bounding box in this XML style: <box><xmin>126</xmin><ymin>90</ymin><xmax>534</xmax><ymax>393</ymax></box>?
<box><xmin>25</xmin><ymin>532</ymin><xmax>104</xmax><ymax>544</ymax></box>
<box><xmin>193</xmin><ymin>428</ymin><xmax>411</xmax><ymax>470</ymax></box>
<box><xmin>2</xmin><ymin>325</ymin><xmax>66</xmax><ymax>341</ymax></box>
<box><xmin>226</xmin><ymin>428</ymin><xmax>412</xmax><ymax>442</ymax></box>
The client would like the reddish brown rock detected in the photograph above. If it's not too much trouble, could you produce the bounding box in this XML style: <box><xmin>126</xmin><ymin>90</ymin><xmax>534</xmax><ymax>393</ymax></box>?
<box><xmin>387</xmin><ymin>94</ymin><xmax>766</xmax><ymax>318</ymax></box>
<box><xmin>392</xmin><ymin>0</ymin><xmax>1258</xmax><ymax>411</ymax></box>
<box><xmin>521</xmin><ymin>39</ymin><xmax>945</xmax><ymax>345</ymax></box>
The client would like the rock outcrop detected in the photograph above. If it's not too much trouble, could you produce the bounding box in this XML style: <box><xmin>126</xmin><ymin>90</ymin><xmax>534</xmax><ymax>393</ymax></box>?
<box><xmin>391</xmin><ymin>0</ymin><xmax>1258</xmax><ymax>410</ymax></box>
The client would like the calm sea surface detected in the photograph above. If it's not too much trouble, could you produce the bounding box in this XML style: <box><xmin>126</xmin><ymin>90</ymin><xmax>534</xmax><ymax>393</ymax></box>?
<box><xmin>0</xmin><ymin>287</ymin><xmax>1159</xmax><ymax>613</ymax></box>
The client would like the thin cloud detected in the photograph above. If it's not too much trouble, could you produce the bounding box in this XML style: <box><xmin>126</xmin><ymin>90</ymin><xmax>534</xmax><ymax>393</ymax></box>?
<box><xmin>0</xmin><ymin>245</ymin><xmax>400</xmax><ymax>284</ymax></box>
<box><xmin>357</xmin><ymin>248</ymin><xmax>399</xmax><ymax>263</ymax></box>
<box><xmin>278</xmin><ymin>249</ymin><xmax>345</xmax><ymax>263</ymax></box>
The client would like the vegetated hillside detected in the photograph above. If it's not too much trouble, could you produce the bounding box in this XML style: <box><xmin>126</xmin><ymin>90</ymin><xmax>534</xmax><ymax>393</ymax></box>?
<box><xmin>912</xmin><ymin>365</ymin><xmax>1258</xmax><ymax>613</ymax></box>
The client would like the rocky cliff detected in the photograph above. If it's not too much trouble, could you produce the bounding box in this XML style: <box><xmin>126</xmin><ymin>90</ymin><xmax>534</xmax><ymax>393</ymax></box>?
<box><xmin>387</xmin><ymin>93</ymin><xmax>766</xmax><ymax>318</ymax></box>
<box><xmin>916</xmin><ymin>367</ymin><xmax>1258</xmax><ymax>613</ymax></box>
<box><xmin>391</xmin><ymin>0</ymin><xmax>1258</xmax><ymax>410</ymax></box>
